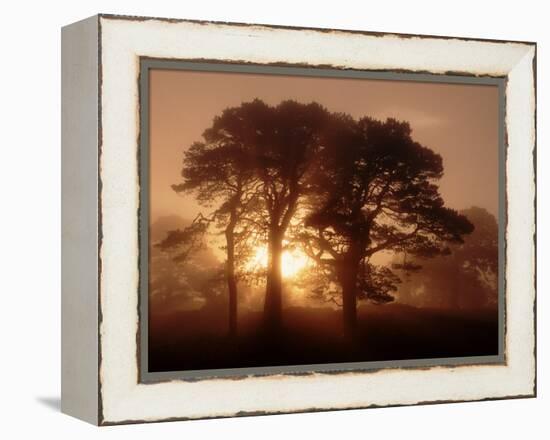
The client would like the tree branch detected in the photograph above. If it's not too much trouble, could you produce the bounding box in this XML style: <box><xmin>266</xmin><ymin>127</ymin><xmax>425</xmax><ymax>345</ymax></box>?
<box><xmin>366</xmin><ymin>223</ymin><xmax>421</xmax><ymax>257</ymax></box>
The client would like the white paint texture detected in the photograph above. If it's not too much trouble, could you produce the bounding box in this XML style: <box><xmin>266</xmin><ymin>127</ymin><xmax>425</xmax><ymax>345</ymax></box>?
<box><xmin>99</xmin><ymin>16</ymin><xmax>535</xmax><ymax>423</ymax></box>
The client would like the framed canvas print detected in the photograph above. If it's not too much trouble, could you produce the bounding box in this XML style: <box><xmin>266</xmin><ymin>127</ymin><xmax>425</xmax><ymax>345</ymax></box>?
<box><xmin>61</xmin><ymin>14</ymin><xmax>537</xmax><ymax>425</ymax></box>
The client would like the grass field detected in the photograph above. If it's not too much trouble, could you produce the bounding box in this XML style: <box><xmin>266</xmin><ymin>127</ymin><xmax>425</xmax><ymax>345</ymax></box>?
<box><xmin>148</xmin><ymin>302</ymin><xmax>499</xmax><ymax>372</ymax></box>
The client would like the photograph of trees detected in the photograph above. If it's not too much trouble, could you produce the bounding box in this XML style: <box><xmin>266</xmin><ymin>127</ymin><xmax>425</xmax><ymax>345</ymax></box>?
<box><xmin>147</xmin><ymin>69</ymin><xmax>500</xmax><ymax>372</ymax></box>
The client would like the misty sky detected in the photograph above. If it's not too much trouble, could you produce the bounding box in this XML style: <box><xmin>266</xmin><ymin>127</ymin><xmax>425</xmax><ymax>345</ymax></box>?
<box><xmin>148</xmin><ymin>68</ymin><xmax>499</xmax><ymax>223</ymax></box>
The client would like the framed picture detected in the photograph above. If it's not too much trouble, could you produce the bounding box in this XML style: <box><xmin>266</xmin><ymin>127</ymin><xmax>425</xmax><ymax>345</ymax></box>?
<box><xmin>61</xmin><ymin>14</ymin><xmax>536</xmax><ymax>425</ymax></box>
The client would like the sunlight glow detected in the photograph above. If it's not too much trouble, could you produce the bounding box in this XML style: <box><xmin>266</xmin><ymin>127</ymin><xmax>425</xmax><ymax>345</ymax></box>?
<box><xmin>282</xmin><ymin>249</ymin><xmax>311</xmax><ymax>278</ymax></box>
<box><xmin>248</xmin><ymin>246</ymin><xmax>311</xmax><ymax>278</ymax></box>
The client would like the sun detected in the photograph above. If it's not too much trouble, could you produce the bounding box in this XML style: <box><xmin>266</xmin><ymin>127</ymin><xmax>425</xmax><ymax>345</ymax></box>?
<box><xmin>248</xmin><ymin>246</ymin><xmax>310</xmax><ymax>278</ymax></box>
<box><xmin>281</xmin><ymin>249</ymin><xmax>311</xmax><ymax>278</ymax></box>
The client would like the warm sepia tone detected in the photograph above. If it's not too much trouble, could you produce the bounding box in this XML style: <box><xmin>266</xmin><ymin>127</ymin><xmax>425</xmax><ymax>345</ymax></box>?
<box><xmin>147</xmin><ymin>68</ymin><xmax>500</xmax><ymax>373</ymax></box>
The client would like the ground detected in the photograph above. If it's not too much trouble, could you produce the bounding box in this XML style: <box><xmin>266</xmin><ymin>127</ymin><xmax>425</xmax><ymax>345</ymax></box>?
<box><xmin>148</xmin><ymin>302</ymin><xmax>499</xmax><ymax>373</ymax></box>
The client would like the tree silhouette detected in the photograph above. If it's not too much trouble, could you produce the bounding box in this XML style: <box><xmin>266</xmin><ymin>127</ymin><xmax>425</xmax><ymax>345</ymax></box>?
<box><xmin>456</xmin><ymin>206</ymin><xmax>498</xmax><ymax>307</ymax></box>
<box><xmin>162</xmin><ymin>99</ymin><xmax>330</xmax><ymax>335</ymax></box>
<box><xmin>394</xmin><ymin>206</ymin><xmax>498</xmax><ymax>309</ymax></box>
<box><xmin>250</xmin><ymin>100</ymin><xmax>329</xmax><ymax>333</ymax></box>
<box><xmin>161</xmin><ymin>101</ymin><xmax>476</xmax><ymax>339</ymax></box>
<box><xmin>160</xmin><ymin>101</ymin><xmax>266</xmax><ymax>337</ymax></box>
<box><xmin>302</xmin><ymin>116</ymin><xmax>474</xmax><ymax>336</ymax></box>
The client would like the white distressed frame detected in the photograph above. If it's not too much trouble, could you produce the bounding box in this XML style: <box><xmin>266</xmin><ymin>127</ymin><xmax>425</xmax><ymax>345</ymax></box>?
<box><xmin>96</xmin><ymin>15</ymin><xmax>535</xmax><ymax>424</ymax></box>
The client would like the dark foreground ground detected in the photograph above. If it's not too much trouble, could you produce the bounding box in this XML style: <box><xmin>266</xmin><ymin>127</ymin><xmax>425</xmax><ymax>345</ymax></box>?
<box><xmin>148</xmin><ymin>303</ymin><xmax>499</xmax><ymax>373</ymax></box>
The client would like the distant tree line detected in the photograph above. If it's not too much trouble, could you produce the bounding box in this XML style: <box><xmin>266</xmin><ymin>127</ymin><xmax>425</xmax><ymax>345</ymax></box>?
<box><xmin>394</xmin><ymin>206</ymin><xmax>498</xmax><ymax>310</ymax></box>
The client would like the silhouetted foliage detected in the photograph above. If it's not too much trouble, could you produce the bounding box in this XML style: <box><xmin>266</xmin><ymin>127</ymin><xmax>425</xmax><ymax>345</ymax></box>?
<box><xmin>157</xmin><ymin>215</ymin><xmax>210</xmax><ymax>262</ymax></box>
<box><xmin>160</xmin><ymin>102</ymin><xmax>268</xmax><ymax>337</ymax></box>
<box><xmin>150</xmin><ymin>216</ymin><xmax>225</xmax><ymax>315</ymax></box>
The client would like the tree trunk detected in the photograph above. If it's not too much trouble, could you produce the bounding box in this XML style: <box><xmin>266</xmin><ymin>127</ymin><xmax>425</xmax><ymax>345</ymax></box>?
<box><xmin>338</xmin><ymin>260</ymin><xmax>359</xmax><ymax>338</ymax></box>
<box><xmin>225</xmin><ymin>214</ymin><xmax>238</xmax><ymax>338</ymax></box>
<box><xmin>264</xmin><ymin>226</ymin><xmax>283</xmax><ymax>333</ymax></box>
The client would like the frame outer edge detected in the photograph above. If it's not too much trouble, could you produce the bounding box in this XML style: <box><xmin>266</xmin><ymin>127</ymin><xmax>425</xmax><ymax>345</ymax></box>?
<box><xmin>61</xmin><ymin>14</ymin><xmax>100</xmax><ymax>425</ymax></box>
<box><xmin>95</xmin><ymin>15</ymin><xmax>537</xmax><ymax>424</ymax></box>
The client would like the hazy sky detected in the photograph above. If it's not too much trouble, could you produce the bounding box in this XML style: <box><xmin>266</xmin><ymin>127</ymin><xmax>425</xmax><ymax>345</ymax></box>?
<box><xmin>149</xmin><ymin>69</ymin><xmax>499</xmax><ymax>223</ymax></box>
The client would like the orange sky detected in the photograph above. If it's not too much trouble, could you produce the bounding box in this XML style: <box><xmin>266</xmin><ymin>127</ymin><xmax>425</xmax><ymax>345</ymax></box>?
<box><xmin>148</xmin><ymin>69</ymin><xmax>499</xmax><ymax>223</ymax></box>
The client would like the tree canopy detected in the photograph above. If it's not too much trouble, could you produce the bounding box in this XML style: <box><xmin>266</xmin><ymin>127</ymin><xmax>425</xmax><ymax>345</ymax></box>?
<box><xmin>301</xmin><ymin>116</ymin><xmax>474</xmax><ymax>334</ymax></box>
